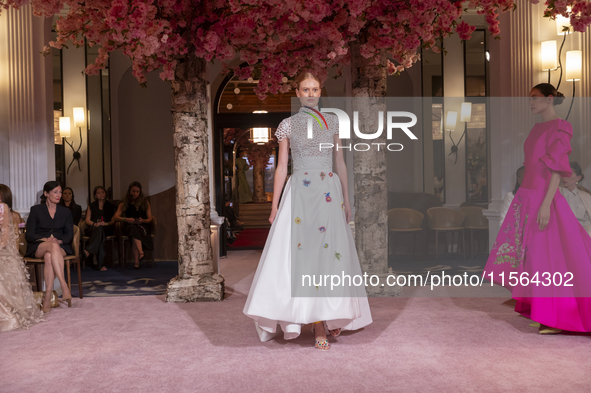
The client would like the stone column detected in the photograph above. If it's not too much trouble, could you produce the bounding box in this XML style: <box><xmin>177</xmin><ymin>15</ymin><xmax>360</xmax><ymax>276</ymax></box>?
<box><xmin>166</xmin><ymin>55</ymin><xmax>224</xmax><ymax>302</ymax></box>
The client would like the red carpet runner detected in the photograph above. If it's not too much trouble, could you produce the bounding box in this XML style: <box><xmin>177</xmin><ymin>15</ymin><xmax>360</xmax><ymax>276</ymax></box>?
<box><xmin>227</xmin><ymin>228</ymin><xmax>270</xmax><ymax>250</ymax></box>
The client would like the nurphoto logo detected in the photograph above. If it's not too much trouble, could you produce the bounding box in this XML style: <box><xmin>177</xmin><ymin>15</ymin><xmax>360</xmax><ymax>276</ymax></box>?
<box><xmin>308</xmin><ymin>108</ymin><xmax>419</xmax><ymax>152</ymax></box>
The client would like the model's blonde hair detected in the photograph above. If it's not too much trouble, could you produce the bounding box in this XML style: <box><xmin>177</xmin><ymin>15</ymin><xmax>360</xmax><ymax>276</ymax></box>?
<box><xmin>294</xmin><ymin>72</ymin><xmax>322</xmax><ymax>90</ymax></box>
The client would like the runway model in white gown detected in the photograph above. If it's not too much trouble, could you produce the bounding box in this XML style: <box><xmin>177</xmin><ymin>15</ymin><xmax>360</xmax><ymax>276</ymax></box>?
<box><xmin>243</xmin><ymin>72</ymin><xmax>372</xmax><ymax>350</ymax></box>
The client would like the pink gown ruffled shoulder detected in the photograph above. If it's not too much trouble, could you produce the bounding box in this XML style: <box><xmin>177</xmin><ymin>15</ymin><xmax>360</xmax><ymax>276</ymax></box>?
<box><xmin>484</xmin><ymin>119</ymin><xmax>591</xmax><ymax>332</ymax></box>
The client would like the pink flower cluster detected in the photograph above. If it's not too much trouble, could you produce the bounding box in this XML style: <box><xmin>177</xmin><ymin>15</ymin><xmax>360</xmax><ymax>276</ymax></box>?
<box><xmin>0</xmin><ymin>0</ymin><xmax>589</xmax><ymax>97</ymax></box>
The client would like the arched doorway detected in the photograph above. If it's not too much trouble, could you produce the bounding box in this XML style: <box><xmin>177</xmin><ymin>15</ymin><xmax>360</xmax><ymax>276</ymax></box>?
<box><xmin>212</xmin><ymin>74</ymin><xmax>294</xmax><ymax>254</ymax></box>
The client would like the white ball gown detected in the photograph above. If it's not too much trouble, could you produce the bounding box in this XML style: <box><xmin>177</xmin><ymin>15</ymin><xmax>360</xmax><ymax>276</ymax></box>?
<box><xmin>0</xmin><ymin>204</ymin><xmax>43</xmax><ymax>332</ymax></box>
<box><xmin>243</xmin><ymin>106</ymin><xmax>372</xmax><ymax>341</ymax></box>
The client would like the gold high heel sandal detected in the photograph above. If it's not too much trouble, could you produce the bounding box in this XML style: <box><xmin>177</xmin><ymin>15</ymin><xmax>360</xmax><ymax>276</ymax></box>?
<box><xmin>42</xmin><ymin>292</ymin><xmax>52</xmax><ymax>313</ymax></box>
<box><xmin>312</xmin><ymin>322</ymin><xmax>330</xmax><ymax>350</ymax></box>
<box><xmin>61</xmin><ymin>290</ymin><xmax>72</xmax><ymax>307</ymax></box>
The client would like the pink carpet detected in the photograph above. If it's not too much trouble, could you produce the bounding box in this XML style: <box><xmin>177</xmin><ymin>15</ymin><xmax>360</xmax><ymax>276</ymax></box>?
<box><xmin>1</xmin><ymin>250</ymin><xmax>591</xmax><ymax>392</ymax></box>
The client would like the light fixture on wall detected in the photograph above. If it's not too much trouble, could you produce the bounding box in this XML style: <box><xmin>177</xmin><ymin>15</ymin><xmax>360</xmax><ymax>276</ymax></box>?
<box><xmin>556</xmin><ymin>13</ymin><xmax>573</xmax><ymax>35</ymax></box>
<box><xmin>554</xmin><ymin>12</ymin><xmax>572</xmax><ymax>89</ymax></box>
<box><xmin>251</xmin><ymin>127</ymin><xmax>270</xmax><ymax>144</ymax></box>
<box><xmin>446</xmin><ymin>103</ymin><xmax>472</xmax><ymax>165</ymax></box>
<box><xmin>565</xmin><ymin>50</ymin><xmax>582</xmax><ymax>121</ymax></box>
<box><xmin>541</xmin><ymin>40</ymin><xmax>558</xmax><ymax>83</ymax></box>
<box><xmin>445</xmin><ymin>111</ymin><xmax>459</xmax><ymax>164</ymax></box>
<box><xmin>62</xmin><ymin>107</ymin><xmax>85</xmax><ymax>174</ymax></box>
<box><xmin>59</xmin><ymin>117</ymin><xmax>71</xmax><ymax>138</ymax></box>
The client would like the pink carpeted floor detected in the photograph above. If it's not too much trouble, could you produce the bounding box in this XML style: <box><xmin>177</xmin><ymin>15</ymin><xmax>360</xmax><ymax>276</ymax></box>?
<box><xmin>1</xmin><ymin>250</ymin><xmax>591</xmax><ymax>392</ymax></box>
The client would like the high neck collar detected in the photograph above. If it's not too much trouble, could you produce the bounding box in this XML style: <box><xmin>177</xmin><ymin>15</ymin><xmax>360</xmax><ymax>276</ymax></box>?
<box><xmin>299</xmin><ymin>105</ymin><xmax>319</xmax><ymax>113</ymax></box>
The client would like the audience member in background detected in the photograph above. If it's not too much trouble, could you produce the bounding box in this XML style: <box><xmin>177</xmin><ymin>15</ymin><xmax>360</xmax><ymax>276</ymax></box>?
<box><xmin>84</xmin><ymin>186</ymin><xmax>116</xmax><ymax>271</ymax></box>
<box><xmin>59</xmin><ymin>187</ymin><xmax>82</xmax><ymax>225</ymax></box>
<box><xmin>236</xmin><ymin>149</ymin><xmax>253</xmax><ymax>204</ymax></box>
<box><xmin>224</xmin><ymin>200</ymin><xmax>244</xmax><ymax>231</ymax></box>
<box><xmin>114</xmin><ymin>181</ymin><xmax>153</xmax><ymax>269</ymax></box>
<box><xmin>0</xmin><ymin>184</ymin><xmax>24</xmax><ymax>234</ymax></box>
<box><xmin>560</xmin><ymin>161</ymin><xmax>591</xmax><ymax>237</ymax></box>
<box><xmin>0</xmin><ymin>192</ymin><xmax>44</xmax><ymax>332</ymax></box>
<box><xmin>500</xmin><ymin>166</ymin><xmax>525</xmax><ymax>223</ymax></box>
<box><xmin>25</xmin><ymin>181</ymin><xmax>73</xmax><ymax>312</ymax></box>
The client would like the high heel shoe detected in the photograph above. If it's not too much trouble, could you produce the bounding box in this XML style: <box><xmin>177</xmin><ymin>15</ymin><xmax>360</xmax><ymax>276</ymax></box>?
<box><xmin>311</xmin><ymin>322</ymin><xmax>330</xmax><ymax>350</ymax></box>
<box><xmin>61</xmin><ymin>292</ymin><xmax>72</xmax><ymax>308</ymax></box>
<box><xmin>42</xmin><ymin>292</ymin><xmax>52</xmax><ymax>313</ymax></box>
<box><xmin>135</xmin><ymin>253</ymin><xmax>144</xmax><ymax>269</ymax></box>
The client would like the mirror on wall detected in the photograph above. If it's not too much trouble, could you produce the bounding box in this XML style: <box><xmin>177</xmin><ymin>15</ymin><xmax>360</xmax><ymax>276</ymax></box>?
<box><xmin>85</xmin><ymin>44</ymin><xmax>113</xmax><ymax>203</ymax></box>
<box><xmin>422</xmin><ymin>42</ymin><xmax>445</xmax><ymax>202</ymax></box>
<box><xmin>52</xmin><ymin>29</ymin><xmax>66</xmax><ymax>187</ymax></box>
<box><xmin>464</xmin><ymin>29</ymin><xmax>489</xmax><ymax>203</ymax></box>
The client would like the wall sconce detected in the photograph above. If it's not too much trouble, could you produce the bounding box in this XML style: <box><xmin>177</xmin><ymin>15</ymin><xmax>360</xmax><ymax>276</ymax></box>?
<box><xmin>541</xmin><ymin>40</ymin><xmax>558</xmax><ymax>83</ymax></box>
<box><xmin>59</xmin><ymin>117</ymin><xmax>71</xmax><ymax>138</ymax></box>
<box><xmin>63</xmin><ymin>107</ymin><xmax>85</xmax><ymax>174</ymax></box>
<box><xmin>445</xmin><ymin>111</ymin><xmax>459</xmax><ymax>164</ymax></box>
<box><xmin>251</xmin><ymin>127</ymin><xmax>270</xmax><ymax>144</ymax></box>
<box><xmin>565</xmin><ymin>50</ymin><xmax>582</xmax><ymax>121</ymax></box>
<box><xmin>447</xmin><ymin>103</ymin><xmax>472</xmax><ymax>165</ymax></box>
<box><xmin>554</xmin><ymin>11</ymin><xmax>572</xmax><ymax>89</ymax></box>
<box><xmin>461</xmin><ymin>102</ymin><xmax>472</xmax><ymax>123</ymax></box>
<box><xmin>556</xmin><ymin>13</ymin><xmax>573</xmax><ymax>35</ymax></box>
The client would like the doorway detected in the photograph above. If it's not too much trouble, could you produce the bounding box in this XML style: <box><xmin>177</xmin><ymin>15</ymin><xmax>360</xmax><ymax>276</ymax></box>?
<box><xmin>213</xmin><ymin>74</ymin><xmax>295</xmax><ymax>254</ymax></box>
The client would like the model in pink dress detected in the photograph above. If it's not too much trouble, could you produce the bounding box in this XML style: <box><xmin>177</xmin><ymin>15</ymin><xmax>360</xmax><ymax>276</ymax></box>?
<box><xmin>484</xmin><ymin>83</ymin><xmax>591</xmax><ymax>334</ymax></box>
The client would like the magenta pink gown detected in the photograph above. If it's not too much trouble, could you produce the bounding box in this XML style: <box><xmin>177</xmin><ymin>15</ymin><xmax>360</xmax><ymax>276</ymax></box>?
<box><xmin>485</xmin><ymin>119</ymin><xmax>591</xmax><ymax>332</ymax></box>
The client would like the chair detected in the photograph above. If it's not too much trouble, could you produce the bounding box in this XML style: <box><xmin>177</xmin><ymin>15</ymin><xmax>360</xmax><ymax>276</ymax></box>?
<box><xmin>22</xmin><ymin>225</ymin><xmax>83</xmax><ymax>299</ymax></box>
<box><xmin>460</xmin><ymin>206</ymin><xmax>489</xmax><ymax>258</ymax></box>
<box><xmin>387</xmin><ymin>208</ymin><xmax>424</xmax><ymax>258</ymax></box>
<box><xmin>119</xmin><ymin>216</ymin><xmax>157</xmax><ymax>268</ymax></box>
<box><xmin>79</xmin><ymin>220</ymin><xmax>118</xmax><ymax>269</ymax></box>
<box><xmin>388</xmin><ymin>192</ymin><xmax>442</xmax><ymax>230</ymax></box>
<box><xmin>426</xmin><ymin>207</ymin><xmax>466</xmax><ymax>260</ymax></box>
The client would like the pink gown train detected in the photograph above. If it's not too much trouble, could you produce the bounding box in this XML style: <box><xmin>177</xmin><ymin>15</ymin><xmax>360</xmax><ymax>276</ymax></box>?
<box><xmin>484</xmin><ymin>119</ymin><xmax>591</xmax><ymax>332</ymax></box>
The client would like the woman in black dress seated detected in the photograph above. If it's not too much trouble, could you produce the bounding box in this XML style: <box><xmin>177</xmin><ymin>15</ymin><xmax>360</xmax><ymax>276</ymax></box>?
<box><xmin>25</xmin><ymin>181</ymin><xmax>73</xmax><ymax>311</ymax></box>
<box><xmin>59</xmin><ymin>187</ymin><xmax>82</xmax><ymax>225</ymax></box>
<box><xmin>84</xmin><ymin>186</ymin><xmax>116</xmax><ymax>271</ymax></box>
<box><xmin>114</xmin><ymin>181</ymin><xmax>153</xmax><ymax>269</ymax></box>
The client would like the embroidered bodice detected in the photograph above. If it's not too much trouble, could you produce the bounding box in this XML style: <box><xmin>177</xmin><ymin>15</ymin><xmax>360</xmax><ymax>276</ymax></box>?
<box><xmin>275</xmin><ymin>106</ymin><xmax>339</xmax><ymax>171</ymax></box>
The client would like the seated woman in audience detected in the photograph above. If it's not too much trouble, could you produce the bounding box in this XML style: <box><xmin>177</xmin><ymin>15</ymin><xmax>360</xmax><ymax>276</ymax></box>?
<box><xmin>560</xmin><ymin>161</ymin><xmax>591</xmax><ymax>237</ymax></box>
<box><xmin>0</xmin><ymin>184</ymin><xmax>44</xmax><ymax>332</ymax></box>
<box><xmin>114</xmin><ymin>181</ymin><xmax>153</xmax><ymax>269</ymax></box>
<box><xmin>84</xmin><ymin>186</ymin><xmax>116</xmax><ymax>271</ymax></box>
<box><xmin>59</xmin><ymin>187</ymin><xmax>82</xmax><ymax>225</ymax></box>
<box><xmin>500</xmin><ymin>166</ymin><xmax>524</xmax><ymax>223</ymax></box>
<box><xmin>25</xmin><ymin>181</ymin><xmax>73</xmax><ymax>311</ymax></box>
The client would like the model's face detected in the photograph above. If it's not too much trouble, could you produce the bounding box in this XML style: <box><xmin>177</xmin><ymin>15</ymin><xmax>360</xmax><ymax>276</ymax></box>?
<box><xmin>529</xmin><ymin>89</ymin><xmax>552</xmax><ymax>114</ymax></box>
<box><xmin>129</xmin><ymin>186</ymin><xmax>141</xmax><ymax>200</ymax></box>
<box><xmin>296</xmin><ymin>78</ymin><xmax>321</xmax><ymax>107</ymax></box>
<box><xmin>517</xmin><ymin>168</ymin><xmax>524</xmax><ymax>187</ymax></box>
<box><xmin>46</xmin><ymin>186</ymin><xmax>62</xmax><ymax>204</ymax></box>
<box><xmin>95</xmin><ymin>189</ymin><xmax>106</xmax><ymax>201</ymax></box>
<box><xmin>62</xmin><ymin>189</ymin><xmax>72</xmax><ymax>202</ymax></box>
<box><xmin>562</xmin><ymin>170</ymin><xmax>582</xmax><ymax>189</ymax></box>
